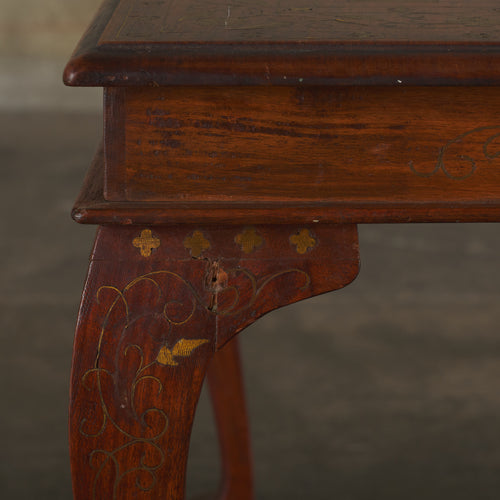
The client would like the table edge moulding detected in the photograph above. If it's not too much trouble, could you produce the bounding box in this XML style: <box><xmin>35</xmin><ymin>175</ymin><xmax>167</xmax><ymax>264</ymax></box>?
<box><xmin>65</xmin><ymin>0</ymin><xmax>500</xmax><ymax>499</ymax></box>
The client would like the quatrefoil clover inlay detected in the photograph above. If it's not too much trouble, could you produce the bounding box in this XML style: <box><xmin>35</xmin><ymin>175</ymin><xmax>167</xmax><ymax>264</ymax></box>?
<box><xmin>235</xmin><ymin>227</ymin><xmax>264</xmax><ymax>254</ymax></box>
<box><xmin>290</xmin><ymin>229</ymin><xmax>317</xmax><ymax>254</ymax></box>
<box><xmin>132</xmin><ymin>229</ymin><xmax>160</xmax><ymax>257</ymax></box>
<box><xmin>184</xmin><ymin>230</ymin><xmax>211</xmax><ymax>257</ymax></box>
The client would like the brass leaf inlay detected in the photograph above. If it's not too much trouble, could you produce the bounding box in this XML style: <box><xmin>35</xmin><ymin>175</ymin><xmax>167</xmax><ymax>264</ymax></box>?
<box><xmin>184</xmin><ymin>230</ymin><xmax>211</xmax><ymax>257</ymax></box>
<box><xmin>290</xmin><ymin>229</ymin><xmax>316</xmax><ymax>254</ymax></box>
<box><xmin>235</xmin><ymin>227</ymin><xmax>264</xmax><ymax>254</ymax></box>
<box><xmin>156</xmin><ymin>338</ymin><xmax>210</xmax><ymax>366</ymax></box>
<box><xmin>80</xmin><ymin>263</ymin><xmax>312</xmax><ymax>498</ymax></box>
<box><xmin>132</xmin><ymin>229</ymin><xmax>160</xmax><ymax>257</ymax></box>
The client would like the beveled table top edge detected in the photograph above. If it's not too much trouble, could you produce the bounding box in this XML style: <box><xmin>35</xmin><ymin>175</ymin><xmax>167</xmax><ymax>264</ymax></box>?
<box><xmin>64</xmin><ymin>44</ymin><xmax>500</xmax><ymax>87</ymax></box>
<box><xmin>64</xmin><ymin>0</ymin><xmax>500</xmax><ymax>87</ymax></box>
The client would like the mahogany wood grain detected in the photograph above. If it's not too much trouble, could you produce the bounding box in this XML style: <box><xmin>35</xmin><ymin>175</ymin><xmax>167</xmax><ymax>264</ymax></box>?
<box><xmin>64</xmin><ymin>0</ymin><xmax>500</xmax><ymax>86</ymax></box>
<box><xmin>102</xmin><ymin>0</ymin><xmax>500</xmax><ymax>43</ymax></box>
<box><xmin>65</xmin><ymin>1</ymin><xmax>500</xmax><ymax>499</ymax></box>
<box><xmin>70</xmin><ymin>224</ymin><xmax>358</xmax><ymax>499</ymax></box>
<box><xmin>104</xmin><ymin>86</ymin><xmax>500</xmax><ymax>209</ymax></box>
<box><xmin>73</xmin><ymin>142</ymin><xmax>500</xmax><ymax>225</ymax></box>
<box><xmin>207</xmin><ymin>338</ymin><xmax>253</xmax><ymax>500</ymax></box>
<box><xmin>70</xmin><ymin>227</ymin><xmax>216</xmax><ymax>500</ymax></box>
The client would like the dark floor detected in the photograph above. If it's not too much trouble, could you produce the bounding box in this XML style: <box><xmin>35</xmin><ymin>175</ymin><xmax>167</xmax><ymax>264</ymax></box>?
<box><xmin>1</xmin><ymin>111</ymin><xmax>500</xmax><ymax>499</ymax></box>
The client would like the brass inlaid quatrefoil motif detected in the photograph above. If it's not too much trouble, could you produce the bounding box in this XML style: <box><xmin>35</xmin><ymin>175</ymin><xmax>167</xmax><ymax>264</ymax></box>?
<box><xmin>132</xmin><ymin>229</ymin><xmax>160</xmax><ymax>257</ymax></box>
<box><xmin>184</xmin><ymin>230</ymin><xmax>211</xmax><ymax>257</ymax></box>
<box><xmin>290</xmin><ymin>229</ymin><xmax>317</xmax><ymax>254</ymax></box>
<box><xmin>235</xmin><ymin>227</ymin><xmax>264</xmax><ymax>254</ymax></box>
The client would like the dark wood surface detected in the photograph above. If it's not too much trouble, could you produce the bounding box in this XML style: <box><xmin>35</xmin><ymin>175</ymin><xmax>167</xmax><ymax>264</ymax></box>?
<box><xmin>207</xmin><ymin>339</ymin><xmax>253</xmax><ymax>500</ymax></box>
<box><xmin>70</xmin><ymin>224</ymin><xmax>359</xmax><ymax>499</ymax></box>
<box><xmin>64</xmin><ymin>0</ymin><xmax>500</xmax><ymax>86</ymax></box>
<box><xmin>104</xmin><ymin>86</ymin><xmax>500</xmax><ymax>208</ymax></box>
<box><xmin>66</xmin><ymin>1</ymin><xmax>500</xmax><ymax>498</ymax></box>
<box><xmin>102</xmin><ymin>0</ymin><xmax>500</xmax><ymax>42</ymax></box>
<box><xmin>73</xmin><ymin>138</ymin><xmax>500</xmax><ymax>225</ymax></box>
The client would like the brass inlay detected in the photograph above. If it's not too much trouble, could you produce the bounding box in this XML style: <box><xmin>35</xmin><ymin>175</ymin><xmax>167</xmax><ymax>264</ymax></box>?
<box><xmin>80</xmin><ymin>264</ymin><xmax>312</xmax><ymax>498</ymax></box>
<box><xmin>156</xmin><ymin>338</ymin><xmax>210</xmax><ymax>366</ymax></box>
<box><xmin>132</xmin><ymin>229</ymin><xmax>160</xmax><ymax>257</ymax></box>
<box><xmin>184</xmin><ymin>230</ymin><xmax>210</xmax><ymax>257</ymax></box>
<box><xmin>216</xmin><ymin>267</ymin><xmax>310</xmax><ymax>317</ymax></box>
<box><xmin>235</xmin><ymin>227</ymin><xmax>264</xmax><ymax>254</ymax></box>
<box><xmin>410</xmin><ymin>125</ymin><xmax>500</xmax><ymax>180</ymax></box>
<box><xmin>290</xmin><ymin>229</ymin><xmax>317</xmax><ymax>254</ymax></box>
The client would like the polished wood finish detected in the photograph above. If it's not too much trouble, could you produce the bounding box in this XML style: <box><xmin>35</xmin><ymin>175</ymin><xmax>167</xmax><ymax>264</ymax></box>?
<box><xmin>70</xmin><ymin>224</ymin><xmax>359</xmax><ymax>499</ymax></box>
<box><xmin>74</xmin><ymin>142</ymin><xmax>500</xmax><ymax>226</ymax></box>
<box><xmin>104</xmin><ymin>86</ymin><xmax>500</xmax><ymax>210</ymax></box>
<box><xmin>66</xmin><ymin>0</ymin><xmax>500</xmax><ymax>498</ymax></box>
<box><xmin>70</xmin><ymin>227</ymin><xmax>215</xmax><ymax>499</ymax></box>
<box><xmin>102</xmin><ymin>0</ymin><xmax>500</xmax><ymax>43</ymax></box>
<box><xmin>64</xmin><ymin>0</ymin><xmax>500</xmax><ymax>86</ymax></box>
<box><xmin>207</xmin><ymin>338</ymin><xmax>253</xmax><ymax>500</ymax></box>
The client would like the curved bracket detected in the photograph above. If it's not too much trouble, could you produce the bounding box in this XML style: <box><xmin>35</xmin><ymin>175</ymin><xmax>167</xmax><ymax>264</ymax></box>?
<box><xmin>69</xmin><ymin>224</ymin><xmax>359</xmax><ymax>499</ymax></box>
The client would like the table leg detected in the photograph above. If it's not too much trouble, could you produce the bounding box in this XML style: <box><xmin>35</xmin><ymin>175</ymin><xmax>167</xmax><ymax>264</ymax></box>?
<box><xmin>208</xmin><ymin>337</ymin><xmax>253</xmax><ymax>500</ymax></box>
<box><xmin>69</xmin><ymin>224</ymin><xmax>359</xmax><ymax>499</ymax></box>
<box><xmin>69</xmin><ymin>226</ymin><xmax>216</xmax><ymax>499</ymax></box>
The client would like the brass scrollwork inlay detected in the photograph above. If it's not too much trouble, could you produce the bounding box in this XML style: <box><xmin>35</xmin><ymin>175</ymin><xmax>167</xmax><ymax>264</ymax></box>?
<box><xmin>410</xmin><ymin>126</ymin><xmax>500</xmax><ymax>180</ymax></box>
<box><xmin>81</xmin><ymin>262</ymin><xmax>312</xmax><ymax>498</ymax></box>
<box><xmin>80</xmin><ymin>271</ymin><xmax>209</xmax><ymax>499</ymax></box>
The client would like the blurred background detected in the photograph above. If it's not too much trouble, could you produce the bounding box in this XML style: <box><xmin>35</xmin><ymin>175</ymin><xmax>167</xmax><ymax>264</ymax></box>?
<box><xmin>1</xmin><ymin>1</ymin><xmax>500</xmax><ymax>499</ymax></box>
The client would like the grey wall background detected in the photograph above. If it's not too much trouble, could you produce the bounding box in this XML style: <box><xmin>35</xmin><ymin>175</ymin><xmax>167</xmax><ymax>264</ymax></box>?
<box><xmin>0</xmin><ymin>0</ymin><xmax>101</xmax><ymax>110</ymax></box>
<box><xmin>1</xmin><ymin>0</ymin><xmax>100</xmax><ymax>56</ymax></box>
<box><xmin>1</xmin><ymin>2</ymin><xmax>500</xmax><ymax>499</ymax></box>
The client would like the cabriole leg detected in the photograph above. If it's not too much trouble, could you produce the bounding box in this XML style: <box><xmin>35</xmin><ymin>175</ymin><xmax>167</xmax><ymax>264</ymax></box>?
<box><xmin>70</xmin><ymin>224</ymin><xmax>360</xmax><ymax>499</ymax></box>
<box><xmin>208</xmin><ymin>337</ymin><xmax>254</xmax><ymax>500</ymax></box>
<box><xmin>69</xmin><ymin>226</ymin><xmax>216</xmax><ymax>499</ymax></box>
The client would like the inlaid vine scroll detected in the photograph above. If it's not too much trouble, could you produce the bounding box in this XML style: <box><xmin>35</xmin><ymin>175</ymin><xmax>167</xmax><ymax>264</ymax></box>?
<box><xmin>70</xmin><ymin>224</ymin><xmax>359</xmax><ymax>499</ymax></box>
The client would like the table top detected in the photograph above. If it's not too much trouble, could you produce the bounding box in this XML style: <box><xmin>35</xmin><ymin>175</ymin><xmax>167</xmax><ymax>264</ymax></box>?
<box><xmin>103</xmin><ymin>0</ymin><xmax>500</xmax><ymax>43</ymax></box>
<box><xmin>67</xmin><ymin>0</ymin><xmax>500</xmax><ymax>225</ymax></box>
<box><xmin>65</xmin><ymin>0</ymin><xmax>500</xmax><ymax>86</ymax></box>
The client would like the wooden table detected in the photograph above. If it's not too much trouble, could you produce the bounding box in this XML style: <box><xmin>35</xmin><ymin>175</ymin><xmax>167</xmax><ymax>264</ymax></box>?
<box><xmin>65</xmin><ymin>1</ymin><xmax>500</xmax><ymax>498</ymax></box>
